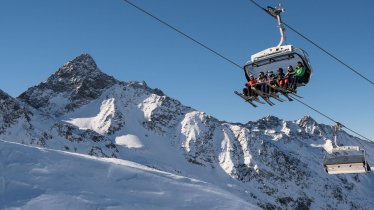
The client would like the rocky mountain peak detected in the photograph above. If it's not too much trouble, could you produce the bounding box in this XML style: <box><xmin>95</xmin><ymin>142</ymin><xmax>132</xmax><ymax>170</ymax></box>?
<box><xmin>298</xmin><ymin>115</ymin><xmax>318</xmax><ymax>128</ymax></box>
<box><xmin>55</xmin><ymin>53</ymin><xmax>98</xmax><ymax>78</ymax></box>
<box><xmin>250</xmin><ymin>115</ymin><xmax>283</xmax><ymax>129</ymax></box>
<box><xmin>18</xmin><ymin>54</ymin><xmax>117</xmax><ymax>115</ymax></box>
<box><xmin>46</xmin><ymin>53</ymin><xmax>116</xmax><ymax>92</ymax></box>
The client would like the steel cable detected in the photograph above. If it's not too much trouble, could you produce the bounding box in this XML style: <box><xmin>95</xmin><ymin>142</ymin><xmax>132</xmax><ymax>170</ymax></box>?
<box><xmin>121</xmin><ymin>0</ymin><xmax>373</xmax><ymax>142</ymax></box>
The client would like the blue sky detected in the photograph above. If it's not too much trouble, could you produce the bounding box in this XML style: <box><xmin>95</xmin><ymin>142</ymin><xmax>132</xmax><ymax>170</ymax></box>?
<box><xmin>0</xmin><ymin>0</ymin><xmax>373</xmax><ymax>140</ymax></box>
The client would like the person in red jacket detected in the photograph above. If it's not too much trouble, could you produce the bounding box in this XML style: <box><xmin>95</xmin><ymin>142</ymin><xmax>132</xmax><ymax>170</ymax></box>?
<box><xmin>243</xmin><ymin>74</ymin><xmax>257</xmax><ymax>97</ymax></box>
<box><xmin>276</xmin><ymin>68</ymin><xmax>286</xmax><ymax>88</ymax></box>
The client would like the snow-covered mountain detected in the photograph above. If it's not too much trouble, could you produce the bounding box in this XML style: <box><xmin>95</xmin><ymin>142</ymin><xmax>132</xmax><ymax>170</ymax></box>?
<box><xmin>1</xmin><ymin>54</ymin><xmax>373</xmax><ymax>209</ymax></box>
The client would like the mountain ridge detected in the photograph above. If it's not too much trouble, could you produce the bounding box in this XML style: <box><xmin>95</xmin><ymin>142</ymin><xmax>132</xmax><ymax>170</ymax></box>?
<box><xmin>1</xmin><ymin>54</ymin><xmax>373</xmax><ymax>209</ymax></box>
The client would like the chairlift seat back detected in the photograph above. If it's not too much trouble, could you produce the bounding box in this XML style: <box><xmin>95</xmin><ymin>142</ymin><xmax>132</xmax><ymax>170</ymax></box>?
<box><xmin>323</xmin><ymin>155</ymin><xmax>370</xmax><ymax>174</ymax></box>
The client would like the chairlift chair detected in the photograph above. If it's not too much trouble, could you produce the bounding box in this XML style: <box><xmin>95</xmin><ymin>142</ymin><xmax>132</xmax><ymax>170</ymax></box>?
<box><xmin>323</xmin><ymin>146</ymin><xmax>371</xmax><ymax>174</ymax></box>
<box><xmin>243</xmin><ymin>5</ymin><xmax>312</xmax><ymax>87</ymax></box>
<box><xmin>323</xmin><ymin>123</ymin><xmax>371</xmax><ymax>175</ymax></box>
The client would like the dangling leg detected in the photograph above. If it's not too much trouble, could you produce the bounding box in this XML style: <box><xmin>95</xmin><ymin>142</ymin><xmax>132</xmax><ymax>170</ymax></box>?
<box><xmin>288</xmin><ymin>76</ymin><xmax>296</xmax><ymax>90</ymax></box>
<box><xmin>261</xmin><ymin>83</ymin><xmax>266</xmax><ymax>93</ymax></box>
<box><xmin>243</xmin><ymin>88</ymin><xmax>249</xmax><ymax>96</ymax></box>
<box><xmin>284</xmin><ymin>78</ymin><xmax>289</xmax><ymax>89</ymax></box>
<box><xmin>293</xmin><ymin>77</ymin><xmax>299</xmax><ymax>90</ymax></box>
<box><xmin>270</xmin><ymin>82</ymin><xmax>277</xmax><ymax>94</ymax></box>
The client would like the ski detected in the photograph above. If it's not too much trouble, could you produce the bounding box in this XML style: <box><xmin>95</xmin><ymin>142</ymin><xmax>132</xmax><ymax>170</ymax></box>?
<box><xmin>266</xmin><ymin>84</ymin><xmax>293</xmax><ymax>101</ymax></box>
<box><xmin>267</xmin><ymin>83</ymin><xmax>303</xmax><ymax>99</ymax></box>
<box><xmin>254</xmin><ymin>83</ymin><xmax>282</xmax><ymax>103</ymax></box>
<box><xmin>234</xmin><ymin>91</ymin><xmax>257</xmax><ymax>108</ymax></box>
<box><xmin>251</xmin><ymin>96</ymin><xmax>265</xmax><ymax>104</ymax></box>
<box><xmin>280</xmin><ymin>87</ymin><xmax>303</xmax><ymax>98</ymax></box>
<box><xmin>279</xmin><ymin>91</ymin><xmax>293</xmax><ymax>101</ymax></box>
<box><xmin>268</xmin><ymin>92</ymin><xmax>285</xmax><ymax>102</ymax></box>
<box><xmin>250</xmin><ymin>87</ymin><xmax>275</xmax><ymax>106</ymax></box>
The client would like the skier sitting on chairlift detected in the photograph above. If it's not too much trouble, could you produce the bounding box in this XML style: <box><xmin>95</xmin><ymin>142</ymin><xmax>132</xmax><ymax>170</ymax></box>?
<box><xmin>289</xmin><ymin>61</ymin><xmax>306</xmax><ymax>90</ymax></box>
<box><xmin>266</xmin><ymin>71</ymin><xmax>276</xmax><ymax>94</ymax></box>
<box><xmin>256</xmin><ymin>71</ymin><xmax>267</xmax><ymax>94</ymax></box>
<box><xmin>243</xmin><ymin>74</ymin><xmax>257</xmax><ymax>97</ymax></box>
<box><xmin>276</xmin><ymin>68</ymin><xmax>286</xmax><ymax>88</ymax></box>
<box><xmin>285</xmin><ymin>65</ymin><xmax>295</xmax><ymax>90</ymax></box>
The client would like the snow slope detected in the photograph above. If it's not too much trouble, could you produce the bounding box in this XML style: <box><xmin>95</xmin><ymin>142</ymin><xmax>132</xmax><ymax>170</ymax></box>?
<box><xmin>0</xmin><ymin>140</ymin><xmax>258</xmax><ymax>210</ymax></box>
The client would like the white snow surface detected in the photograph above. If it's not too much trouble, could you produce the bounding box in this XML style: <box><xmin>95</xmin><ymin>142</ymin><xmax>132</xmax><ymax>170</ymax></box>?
<box><xmin>115</xmin><ymin>134</ymin><xmax>143</xmax><ymax>148</ymax></box>
<box><xmin>65</xmin><ymin>98</ymin><xmax>116</xmax><ymax>135</ymax></box>
<box><xmin>0</xmin><ymin>140</ymin><xmax>258</xmax><ymax>210</ymax></box>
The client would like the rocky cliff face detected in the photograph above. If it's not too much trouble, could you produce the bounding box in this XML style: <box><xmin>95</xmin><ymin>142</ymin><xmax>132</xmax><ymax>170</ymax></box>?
<box><xmin>18</xmin><ymin>54</ymin><xmax>117</xmax><ymax>116</ymax></box>
<box><xmin>1</xmin><ymin>54</ymin><xmax>373</xmax><ymax>209</ymax></box>
<box><xmin>0</xmin><ymin>89</ymin><xmax>34</xmax><ymax>142</ymax></box>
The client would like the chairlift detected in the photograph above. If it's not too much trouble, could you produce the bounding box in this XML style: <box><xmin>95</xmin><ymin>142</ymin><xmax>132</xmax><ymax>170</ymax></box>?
<box><xmin>323</xmin><ymin>123</ymin><xmax>371</xmax><ymax>175</ymax></box>
<box><xmin>243</xmin><ymin>5</ymin><xmax>312</xmax><ymax>87</ymax></box>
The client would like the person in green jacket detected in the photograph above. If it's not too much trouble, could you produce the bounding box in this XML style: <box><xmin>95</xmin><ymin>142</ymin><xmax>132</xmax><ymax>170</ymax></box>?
<box><xmin>295</xmin><ymin>61</ymin><xmax>305</xmax><ymax>77</ymax></box>
<box><xmin>289</xmin><ymin>61</ymin><xmax>305</xmax><ymax>90</ymax></box>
